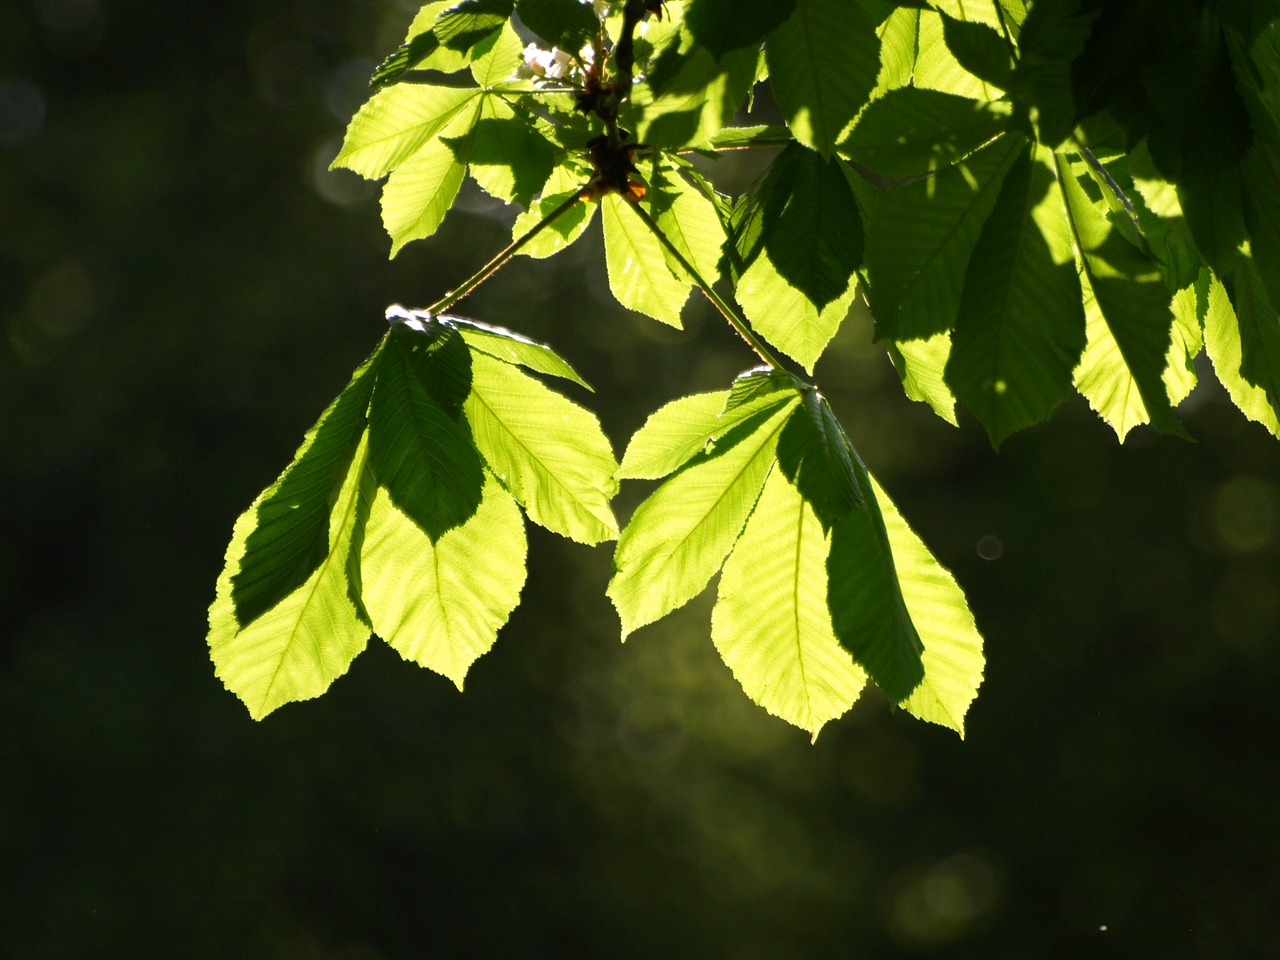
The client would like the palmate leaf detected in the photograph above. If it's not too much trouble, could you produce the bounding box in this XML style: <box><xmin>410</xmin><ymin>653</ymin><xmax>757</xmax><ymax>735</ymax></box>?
<box><xmin>609</xmin><ymin>395</ymin><xmax>799</xmax><ymax>637</ymax></box>
<box><xmin>946</xmin><ymin>141</ymin><xmax>1086</xmax><ymax>447</ymax></box>
<box><xmin>361</xmin><ymin>475</ymin><xmax>526</xmax><ymax>689</ymax></box>
<box><xmin>230</xmin><ymin>348</ymin><xmax>379</xmax><ymax>628</ymax></box>
<box><xmin>209</xmin><ymin>433</ymin><xmax>372</xmax><ymax>720</ymax></box>
<box><xmin>712</xmin><ymin>469</ymin><xmax>867</xmax><ymax>740</ymax></box>
<box><xmin>464</xmin><ymin>352</ymin><xmax>619</xmax><ymax>544</ymax></box>
<box><xmin>765</xmin><ymin>0</ymin><xmax>880</xmax><ymax>156</ymax></box>
<box><xmin>601</xmin><ymin>193</ymin><xmax>690</xmax><ymax>328</ymax></box>
<box><xmin>1056</xmin><ymin>153</ymin><xmax>1188</xmax><ymax>439</ymax></box>
<box><xmin>368</xmin><ymin>325</ymin><xmax>485</xmax><ymax>540</ymax></box>
<box><xmin>862</xmin><ymin>132</ymin><xmax>1024</xmax><ymax>341</ymax></box>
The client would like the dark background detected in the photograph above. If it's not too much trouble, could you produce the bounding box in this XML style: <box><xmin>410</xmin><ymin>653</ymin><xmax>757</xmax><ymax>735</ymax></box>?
<box><xmin>3</xmin><ymin>1</ymin><xmax>1279</xmax><ymax>957</ymax></box>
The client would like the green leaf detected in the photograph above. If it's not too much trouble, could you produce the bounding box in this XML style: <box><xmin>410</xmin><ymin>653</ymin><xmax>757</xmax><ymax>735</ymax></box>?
<box><xmin>704</xmin><ymin>124</ymin><xmax>792</xmax><ymax>150</ymax></box>
<box><xmin>939</xmin><ymin>12</ymin><xmax>1013</xmax><ymax>90</ymax></box>
<box><xmin>776</xmin><ymin>389</ymin><xmax>863</xmax><ymax>531</ymax></box>
<box><xmin>361</xmin><ymin>475</ymin><xmax>526</xmax><ymax>689</ymax></box>
<box><xmin>601</xmin><ymin>193</ymin><xmax>690</xmax><ymax>327</ymax></box>
<box><xmin>516</xmin><ymin>0</ymin><xmax>599</xmax><ymax>53</ymax></box>
<box><xmin>872</xmin><ymin>7</ymin><xmax>920</xmax><ymax>95</ymax></box>
<box><xmin>1204</xmin><ymin>268</ymin><xmax>1280</xmax><ymax>436</ymax></box>
<box><xmin>368</xmin><ymin>327</ymin><xmax>485</xmax><ymax>539</ymax></box>
<box><xmin>332</xmin><ymin>85</ymin><xmax>481</xmax><ymax>180</ymax></box>
<box><xmin>609</xmin><ymin>396</ymin><xmax>799</xmax><ymax>637</ymax></box>
<box><xmin>1056</xmin><ymin>153</ymin><xmax>1188</xmax><ymax>439</ymax></box>
<box><xmin>617</xmin><ymin>385</ymin><xmax>799</xmax><ymax>481</ymax></box>
<box><xmin>1241</xmin><ymin>143</ymin><xmax>1280</xmax><ymax>313</ymax></box>
<box><xmin>630</xmin><ymin>34</ymin><xmax>759</xmax><ymax>148</ymax></box>
<box><xmin>229</xmin><ymin>348</ymin><xmax>379</xmax><ymax>628</ymax></box>
<box><xmin>1231</xmin><ymin>259</ymin><xmax>1280</xmax><ymax>423</ymax></box>
<box><xmin>869</xmin><ymin>472</ymin><xmax>984</xmax><ymax>735</ymax></box>
<box><xmin>468</xmin><ymin>17</ymin><xmax>524</xmax><ymax>85</ymax></box>
<box><xmin>712</xmin><ymin>469</ymin><xmax>867</xmax><ymax>740</ymax></box>
<box><xmin>387</xmin><ymin>320</ymin><xmax>472</xmax><ymax>415</ymax></box>
<box><xmin>513</xmin><ymin>162</ymin><xmax>597</xmax><ymax>259</ymax></box>
<box><xmin>435</xmin><ymin>0</ymin><xmax>514</xmax><ymax>52</ymax></box>
<box><xmin>465</xmin><ymin>352</ymin><xmax>619</xmax><ymax>544</ymax></box>
<box><xmin>862</xmin><ymin>132</ymin><xmax>1024</xmax><ymax>340</ymax></box>
<box><xmin>945</xmin><ymin>142</ymin><xmax>1085</xmax><ymax>446</ymax></box>
<box><xmin>723</xmin><ymin>366</ymin><xmax>804</xmax><ymax>412</ymax></box>
<box><xmin>451</xmin><ymin>101</ymin><xmax>557</xmax><ymax>206</ymax></box>
<box><xmin>209</xmin><ymin>433</ymin><xmax>372</xmax><ymax>720</ymax></box>
<box><xmin>735</xmin><ymin>254</ymin><xmax>858</xmax><ymax>374</ymax></box>
<box><xmin>1166</xmin><ymin>280</ymin><xmax>1202</xmax><ymax>406</ymax></box>
<box><xmin>651</xmin><ymin>165</ymin><xmax>728</xmax><ymax>284</ymax></box>
<box><xmin>826</xmin><ymin>457</ymin><xmax>924</xmax><ymax>703</ymax></box>
<box><xmin>841</xmin><ymin>87</ymin><xmax>1015</xmax><ymax>180</ymax></box>
<box><xmin>765</xmin><ymin>0</ymin><xmax>880</xmax><ymax>156</ymax></box>
<box><xmin>380</xmin><ymin>99</ymin><xmax>483</xmax><ymax>253</ymax></box>
<box><xmin>684</xmin><ymin>0</ymin><xmax>798</xmax><ymax>58</ymax></box>
<box><xmin>888</xmin><ymin>334</ymin><xmax>959</xmax><ymax>426</ymax></box>
<box><xmin>372</xmin><ymin>32</ymin><xmax>444</xmax><ymax>89</ymax></box>
<box><xmin>914</xmin><ymin>10</ymin><xmax>990</xmax><ymax>101</ymax></box>
<box><xmin>452</xmin><ymin>317</ymin><xmax>592</xmax><ymax>390</ymax></box>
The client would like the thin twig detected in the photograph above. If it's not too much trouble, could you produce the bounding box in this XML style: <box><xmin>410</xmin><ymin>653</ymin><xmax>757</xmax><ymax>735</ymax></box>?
<box><xmin>425</xmin><ymin>188</ymin><xmax>588</xmax><ymax>315</ymax></box>
<box><xmin>621</xmin><ymin>194</ymin><xmax>785</xmax><ymax>371</ymax></box>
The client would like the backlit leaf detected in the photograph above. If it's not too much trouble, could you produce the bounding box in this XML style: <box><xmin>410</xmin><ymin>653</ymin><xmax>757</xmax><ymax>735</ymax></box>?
<box><xmin>776</xmin><ymin>389</ymin><xmax>864</xmax><ymax>530</ymax></box>
<box><xmin>609</xmin><ymin>396</ymin><xmax>799</xmax><ymax>637</ymax></box>
<box><xmin>712</xmin><ymin>470</ymin><xmax>866</xmax><ymax>739</ymax></box>
<box><xmin>1204</xmin><ymin>267</ymin><xmax>1280</xmax><ymax>436</ymax></box>
<box><xmin>465</xmin><ymin>352</ymin><xmax>619</xmax><ymax>544</ymax></box>
<box><xmin>888</xmin><ymin>333</ymin><xmax>959</xmax><ymax>425</ymax></box>
<box><xmin>601</xmin><ymin>193</ymin><xmax>690</xmax><ymax>328</ymax></box>
<box><xmin>516</xmin><ymin>0</ymin><xmax>599</xmax><ymax>54</ymax></box>
<box><xmin>332</xmin><ymin>85</ymin><xmax>481</xmax><ymax>180</ymax></box>
<box><xmin>361</xmin><ymin>476</ymin><xmax>526</xmax><ymax>689</ymax></box>
<box><xmin>452</xmin><ymin>317</ymin><xmax>592</xmax><ymax>390</ymax></box>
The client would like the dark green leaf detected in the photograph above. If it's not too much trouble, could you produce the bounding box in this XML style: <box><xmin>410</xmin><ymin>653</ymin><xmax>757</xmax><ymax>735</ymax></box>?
<box><xmin>435</xmin><ymin>0</ymin><xmax>514</xmax><ymax>52</ymax></box>
<box><xmin>684</xmin><ymin>0</ymin><xmax>797</xmax><ymax>58</ymax></box>
<box><xmin>372</xmin><ymin>32</ymin><xmax>444</xmax><ymax>89</ymax></box>
<box><xmin>776</xmin><ymin>389</ymin><xmax>864</xmax><ymax>531</ymax></box>
<box><xmin>863</xmin><ymin>133</ymin><xmax>1024</xmax><ymax>340</ymax></box>
<box><xmin>230</xmin><ymin>348</ymin><xmax>380</xmax><ymax>628</ymax></box>
<box><xmin>1242</xmin><ymin>143</ymin><xmax>1280</xmax><ymax>312</ymax></box>
<box><xmin>946</xmin><ymin>143</ymin><xmax>1085</xmax><ymax>446</ymax></box>
<box><xmin>1231</xmin><ymin>259</ymin><xmax>1280</xmax><ymax>421</ymax></box>
<box><xmin>630</xmin><ymin>34</ymin><xmax>759</xmax><ymax>148</ymax></box>
<box><xmin>369</xmin><ymin>329</ymin><xmax>485</xmax><ymax>540</ymax></box>
<box><xmin>451</xmin><ymin>108</ymin><xmax>557</xmax><ymax>206</ymax></box>
<box><xmin>387</xmin><ymin>322</ymin><xmax>472</xmax><ymax>416</ymax></box>
<box><xmin>827</xmin><ymin>459</ymin><xmax>925</xmax><ymax>703</ymax></box>
<box><xmin>765</xmin><ymin>0</ymin><xmax>880</xmax><ymax>156</ymax></box>
<box><xmin>515</xmin><ymin>0</ymin><xmax>598</xmax><ymax>53</ymax></box>
<box><xmin>841</xmin><ymin>87</ymin><xmax>1015</xmax><ymax>180</ymax></box>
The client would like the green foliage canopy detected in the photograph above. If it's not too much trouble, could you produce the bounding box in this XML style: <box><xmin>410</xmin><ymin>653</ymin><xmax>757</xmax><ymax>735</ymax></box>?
<box><xmin>209</xmin><ymin>0</ymin><xmax>1280</xmax><ymax>739</ymax></box>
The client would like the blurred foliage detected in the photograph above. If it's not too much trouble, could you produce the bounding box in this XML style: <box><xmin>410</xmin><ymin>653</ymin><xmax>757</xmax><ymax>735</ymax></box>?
<box><xmin>3</xmin><ymin>1</ymin><xmax>1280</xmax><ymax>957</ymax></box>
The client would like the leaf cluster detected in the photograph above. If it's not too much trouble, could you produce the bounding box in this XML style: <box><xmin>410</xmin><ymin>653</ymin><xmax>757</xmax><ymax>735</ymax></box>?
<box><xmin>211</xmin><ymin>0</ymin><xmax>1280</xmax><ymax>738</ymax></box>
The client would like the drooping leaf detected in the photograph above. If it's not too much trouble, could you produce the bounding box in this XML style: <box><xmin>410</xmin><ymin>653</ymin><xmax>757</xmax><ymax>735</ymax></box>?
<box><xmin>387</xmin><ymin>321</ymin><xmax>472</xmax><ymax>416</ymax></box>
<box><xmin>209</xmin><ymin>434</ymin><xmax>372</xmax><ymax>720</ymax></box>
<box><xmin>368</xmin><ymin>326</ymin><xmax>485</xmax><ymax>539</ymax></box>
<box><xmin>601</xmin><ymin>193</ymin><xmax>690</xmax><ymax>328</ymax></box>
<box><xmin>650</xmin><ymin>165</ymin><xmax>727</xmax><ymax>285</ymax></box>
<box><xmin>888</xmin><ymin>334</ymin><xmax>959</xmax><ymax>425</ymax></box>
<box><xmin>1231</xmin><ymin>258</ymin><xmax>1280</xmax><ymax>423</ymax></box>
<box><xmin>946</xmin><ymin>142</ymin><xmax>1085</xmax><ymax>446</ymax></box>
<box><xmin>332</xmin><ymin>85</ymin><xmax>481</xmax><ymax>180</ymax></box>
<box><xmin>617</xmin><ymin>385</ymin><xmax>799</xmax><ymax>481</ymax></box>
<box><xmin>841</xmin><ymin>87</ymin><xmax>1015</xmax><ymax>180</ymax></box>
<box><xmin>826</xmin><ymin>457</ymin><xmax>924</xmax><ymax>703</ymax></box>
<box><xmin>516</xmin><ymin>0</ymin><xmax>599</xmax><ymax>54</ymax></box>
<box><xmin>230</xmin><ymin>348</ymin><xmax>379</xmax><ymax>628</ymax></box>
<box><xmin>723</xmin><ymin>366</ymin><xmax>804</xmax><ymax>412</ymax></box>
<box><xmin>609</xmin><ymin>396</ymin><xmax>799</xmax><ymax>637</ymax></box>
<box><xmin>765</xmin><ymin>0</ymin><xmax>880</xmax><ymax>156</ymax></box>
<box><xmin>1056</xmin><ymin>153</ymin><xmax>1188</xmax><ymax>438</ymax></box>
<box><xmin>684</xmin><ymin>0</ymin><xmax>798</xmax><ymax>59</ymax></box>
<box><xmin>735</xmin><ymin>254</ymin><xmax>858</xmax><ymax>373</ymax></box>
<box><xmin>464</xmin><ymin>352</ymin><xmax>619</xmax><ymax>544</ymax></box>
<box><xmin>451</xmin><ymin>317</ymin><xmax>592</xmax><ymax>390</ymax></box>
<box><xmin>712</xmin><ymin>470</ymin><xmax>867</xmax><ymax>739</ymax></box>
<box><xmin>869</xmin><ymin>472</ymin><xmax>984</xmax><ymax>735</ymax></box>
<box><xmin>863</xmin><ymin>132</ymin><xmax>1024</xmax><ymax>341</ymax></box>
<box><xmin>450</xmin><ymin>102</ymin><xmax>557</xmax><ymax>206</ymax></box>
<box><xmin>1204</xmin><ymin>267</ymin><xmax>1280</xmax><ymax>436</ymax></box>
<box><xmin>776</xmin><ymin>389</ymin><xmax>863</xmax><ymax>531</ymax></box>
<box><xmin>361</xmin><ymin>475</ymin><xmax>526</xmax><ymax>689</ymax></box>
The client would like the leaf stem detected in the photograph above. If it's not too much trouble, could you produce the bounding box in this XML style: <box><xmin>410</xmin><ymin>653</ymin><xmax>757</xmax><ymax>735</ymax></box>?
<box><xmin>1072</xmin><ymin>138</ymin><xmax>1138</xmax><ymax>219</ymax></box>
<box><xmin>425</xmin><ymin>188</ymin><xmax>587</xmax><ymax>315</ymax></box>
<box><xmin>621</xmin><ymin>195</ymin><xmax>785</xmax><ymax>370</ymax></box>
